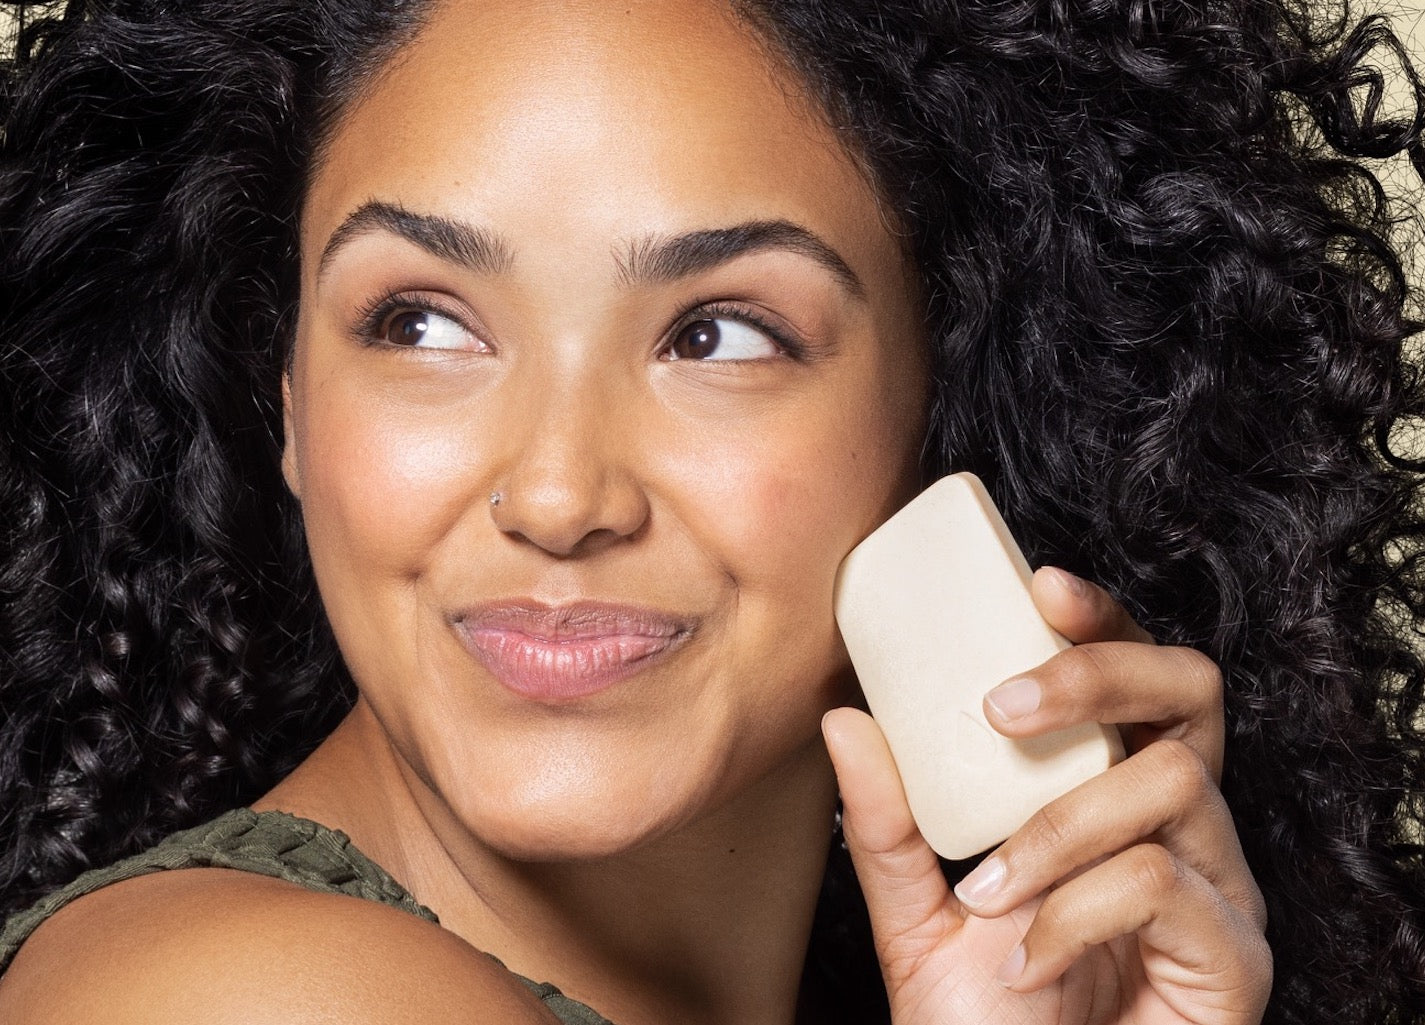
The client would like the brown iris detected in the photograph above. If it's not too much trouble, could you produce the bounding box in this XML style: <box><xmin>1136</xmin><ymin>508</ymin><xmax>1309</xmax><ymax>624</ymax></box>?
<box><xmin>669</xmin><ymin>319</ymin><xmax>722</xmax><ymax>359</ymax></box>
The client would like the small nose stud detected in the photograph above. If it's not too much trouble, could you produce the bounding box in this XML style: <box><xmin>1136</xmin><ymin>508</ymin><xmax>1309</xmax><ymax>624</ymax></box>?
<box><xmin>490</xmin><ymin>491</ymin><xmax>503</xmax><ymax>507</ymax></box>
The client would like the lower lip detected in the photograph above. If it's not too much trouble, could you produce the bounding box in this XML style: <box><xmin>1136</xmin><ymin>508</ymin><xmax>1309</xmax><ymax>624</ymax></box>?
<box><xmin>457</xmin><ymin>626</ymin><xmax>679</xmax><ymax>701</ymax></box>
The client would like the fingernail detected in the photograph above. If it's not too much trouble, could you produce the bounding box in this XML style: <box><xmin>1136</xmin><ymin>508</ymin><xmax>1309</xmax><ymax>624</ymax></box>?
<box><xmin>985</xmin><ymin>677</ymin><xmax>1041</xmax><ymax>721</ymax></box>
<box><xmin>953</xmin><ymin>856</ymin><xmax>1005</xmax><ymax>909</ymax></box>
<box><xmin>996</xmin><ymin>943</ymin><xmax>1026</xmax><ymax>987</ymax></box>
<box><xmin>1050</xmin><ymin>566</ymin><xmax>1087</xmax><ymax>596</ymax></box>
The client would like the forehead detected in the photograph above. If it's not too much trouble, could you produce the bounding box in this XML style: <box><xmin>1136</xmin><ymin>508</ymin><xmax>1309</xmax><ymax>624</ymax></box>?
<box><xmin>302</xmin><ymin>0</ymin><xmax>891</xmax><ymax>264</ymax></box>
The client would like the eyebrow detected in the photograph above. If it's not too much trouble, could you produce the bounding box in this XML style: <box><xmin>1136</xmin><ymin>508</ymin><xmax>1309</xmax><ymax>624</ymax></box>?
<box><xmin>318</xmin><ymin>201</ymin><xmax>864</xmax><ymax>299</ymax></box>
<box><xmin>618</xmin><ymin>220</ymin><xmax>865</xmax><ymax>299</ymax></box>
<box><xmin>319</xmin><ymin>200</ymin><xmax>513</xmax><ymax>278</ymax></box>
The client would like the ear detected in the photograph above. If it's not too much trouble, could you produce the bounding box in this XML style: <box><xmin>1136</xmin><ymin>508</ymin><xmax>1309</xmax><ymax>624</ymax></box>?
<box><xmin>281</xmin><ymin>371</ymin><xmax>301</xmax><ymax>500</ymax></box>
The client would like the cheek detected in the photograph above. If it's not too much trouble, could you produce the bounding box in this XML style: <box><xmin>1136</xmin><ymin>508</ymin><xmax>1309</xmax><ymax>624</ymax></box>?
<box><xmin>662</xmin><ymin>393</ymin><xmax>919</xmax><ymax>632</ymax></box>
<box><xmin>741</xmin><ymin>442</ymin><xmax>856</xmax><ymax>561</ymax></box>
<box><xmin>293</xmin><ymin>374</ymin><xmax>486</xmax><ymax>587</ymax></box>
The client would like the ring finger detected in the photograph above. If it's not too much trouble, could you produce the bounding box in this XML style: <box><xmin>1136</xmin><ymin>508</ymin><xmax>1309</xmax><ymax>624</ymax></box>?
<box><xmin>953</xmin><ymin>739</ymin><xmax>1266</xmax><ymax>931</ymax></box>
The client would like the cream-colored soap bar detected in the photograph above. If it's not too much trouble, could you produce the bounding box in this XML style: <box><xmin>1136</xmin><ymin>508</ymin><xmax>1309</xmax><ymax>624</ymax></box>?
<box><xmin>834</xmin><ymin>473</ymin><xmax>1124</xmax><ymax>861</ymax></box>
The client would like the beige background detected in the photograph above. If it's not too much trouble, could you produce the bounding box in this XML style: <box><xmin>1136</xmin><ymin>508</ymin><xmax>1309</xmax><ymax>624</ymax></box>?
<box><xmin>1378</xmin><ymin>1</ymin><xmax>1425</xmax><ymax>295</ymax></box>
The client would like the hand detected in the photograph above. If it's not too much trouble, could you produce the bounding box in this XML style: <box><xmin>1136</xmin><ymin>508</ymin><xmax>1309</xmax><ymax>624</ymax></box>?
<box><xmin>823</xmin><ymin>566</ymin><xmax>1272</xmax><ymax>1025</ymax></box>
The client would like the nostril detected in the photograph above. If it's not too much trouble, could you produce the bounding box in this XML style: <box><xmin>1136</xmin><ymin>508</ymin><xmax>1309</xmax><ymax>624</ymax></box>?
<box><xmin>486</xmin><ymin>471</ymin><xmax>651</xmax><ymax>557</ymax></box>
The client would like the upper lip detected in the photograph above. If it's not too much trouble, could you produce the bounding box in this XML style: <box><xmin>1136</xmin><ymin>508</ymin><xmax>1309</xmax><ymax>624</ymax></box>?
<box><xmin>450</xmin><ymin>600</ymin><xmax>695</xmax><ymax>642</ymax></box>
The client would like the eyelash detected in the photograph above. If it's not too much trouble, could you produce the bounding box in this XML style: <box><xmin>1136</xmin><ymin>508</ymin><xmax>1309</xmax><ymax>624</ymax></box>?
<box><xmin>668</xmin><ymin>299</ymin><xmax>807</xmax><ymax>362</ymax></box>
<box><xmin>350</xmin><ymin>290</ymin><xmax>807</xmax><ymax>360</ymax></box>
<box><xmin>351</xmin><ymin>290</ymin><xmax>476</xmax><ymax>349</ymax></box>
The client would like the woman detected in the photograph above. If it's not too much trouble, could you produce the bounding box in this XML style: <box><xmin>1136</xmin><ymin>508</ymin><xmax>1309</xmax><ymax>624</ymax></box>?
<box><xmin>0</xmin><ymin>0</ymin><xmax>1420</xmax><ymax>1022</ymax></box>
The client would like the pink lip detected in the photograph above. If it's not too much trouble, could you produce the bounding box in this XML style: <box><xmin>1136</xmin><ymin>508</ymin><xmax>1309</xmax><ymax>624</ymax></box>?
<box><xmin>451</xmin><ymin>601</ymin><xmax>693</xmax><ymax>702</ymax></box>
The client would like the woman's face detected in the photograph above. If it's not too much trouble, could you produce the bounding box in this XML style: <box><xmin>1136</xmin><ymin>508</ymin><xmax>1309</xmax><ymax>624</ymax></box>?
<box><xmin>286</xmin><ymin>0</ymin><xmax>927</xmax><ymax>859</ymax></box>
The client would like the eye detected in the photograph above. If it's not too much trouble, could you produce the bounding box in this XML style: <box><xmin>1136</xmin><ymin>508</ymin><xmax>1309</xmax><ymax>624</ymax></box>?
<box><xmin>378</xmin><ymin>308</ymin><xmax>479</xmax><ymax>350</ymax></box>
<box><xmin>665</xmin><ymin>317</ymin><xmax>780</xmax><ymax>361</ymax></box>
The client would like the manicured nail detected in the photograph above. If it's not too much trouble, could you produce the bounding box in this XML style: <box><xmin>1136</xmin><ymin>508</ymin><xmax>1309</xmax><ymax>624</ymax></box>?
<box><xmin>996</xmin><ymin>943</ymin><xmax>1026</xmax><ymax>987</ymax></box>
<box><xmin>1050</xmin><ymin>565</ymin><xmax>1087</xmax><ymax>596</ymax></box>
<box><xmin>953</xmin><ymin>856</ymin><xmax>1005</xmax><ymax>909</ymax></box>
<box><xmin>985</xmin><ymin>677</ymin><xmax>1041</xmax><ymax>721</ymax></box>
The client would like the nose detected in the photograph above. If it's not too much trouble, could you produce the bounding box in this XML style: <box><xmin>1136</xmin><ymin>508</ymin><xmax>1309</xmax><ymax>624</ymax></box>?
<box><xmin>488</xmin><ymin>367</ymin><xmax>650</xmax><ymax>558</ymax></box>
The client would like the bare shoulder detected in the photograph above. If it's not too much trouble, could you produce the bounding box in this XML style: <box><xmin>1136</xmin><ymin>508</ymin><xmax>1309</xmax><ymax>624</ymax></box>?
<box><xmin>0</xmin><ymin>868</ymin><xmax>560</xmax><ymax>1025</ymax></box>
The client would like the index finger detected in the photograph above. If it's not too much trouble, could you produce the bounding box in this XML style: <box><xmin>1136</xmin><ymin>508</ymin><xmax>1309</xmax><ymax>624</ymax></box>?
<box><xmin>983</xmin><ymin>640</ymin><xmax>1226</xmax><ymax>779</ymax></box>
<box><xmin>1032</xmin><ymin>567</ymin><xmax>1155</xmax><ymax>646</ymax></box>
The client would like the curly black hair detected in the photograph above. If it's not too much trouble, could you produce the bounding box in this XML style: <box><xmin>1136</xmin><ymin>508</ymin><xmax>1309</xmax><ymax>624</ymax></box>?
<box><xmin>2</xmin><ymin>1</ymin><xmax>1423</xmax><ymax>1023</ymax></box>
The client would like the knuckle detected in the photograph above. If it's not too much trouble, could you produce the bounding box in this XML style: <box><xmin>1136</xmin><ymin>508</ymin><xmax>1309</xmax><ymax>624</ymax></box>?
<box><xmin>1047</xmin><ymin>644</ymin><xmax>1106</xmax><ymax>702</ymax></box>
<box><xmin>1242</xmin><ymin>884</ymin><xmax>1270</xmax><ymax>934</ymax></box>
<box><xmin>1125</xmin><ymin>842</ymin><xmax>1183</xmax><ymax>898</ymax></box>
<box><xmin>1150</xmin><ymin>737</ymin><xmax>1213</xmax><ymax>803</ymax></box>
<box><xmin>1176</xmin><ymin>646</ymin><xmax>1224</xmax><ymax>705</ymax></box>
<box><xmin>1021</xmin><ymin>799</ymin><xmax>1074</xmax><ymax>853</ymax></box>
<box><xmin>845</xmin><ymin>814</ymin><xmax>923</xmax><ymax>862</ymax></box>
<box><xmin>876</xmin><ymin>926</ymin><xmax>944</xmax><ymax>985</ymax></box>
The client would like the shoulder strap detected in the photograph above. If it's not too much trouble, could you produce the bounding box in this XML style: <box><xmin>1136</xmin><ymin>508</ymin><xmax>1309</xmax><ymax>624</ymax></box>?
<box><xmin>0</xmin><ymin>809</ymin><xmax>615</xmax><ymax>1025</ymax></box>
<box><xmin>0</xmin><ymin>808</ymin><xmax>436</xmax><ymax>973</ymax></box>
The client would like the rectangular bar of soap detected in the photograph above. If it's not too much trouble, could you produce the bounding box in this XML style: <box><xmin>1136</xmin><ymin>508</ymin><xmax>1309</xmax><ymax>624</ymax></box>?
<box><xmin>834</xmin><ymin>473</ymin><xmax>1124</xmax><ymax>861</ymax></box>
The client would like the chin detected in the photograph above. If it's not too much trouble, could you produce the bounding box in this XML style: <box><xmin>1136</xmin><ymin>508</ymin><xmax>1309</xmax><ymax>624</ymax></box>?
<box><xmin>461</xmin><ymin>793</ymin><xmax>689</xmax><ymax>864</ymax></box>
<box><xmin>424</xmin><ymin>747</ymin><xmax>706</xmax><ymax>864</ymax></box>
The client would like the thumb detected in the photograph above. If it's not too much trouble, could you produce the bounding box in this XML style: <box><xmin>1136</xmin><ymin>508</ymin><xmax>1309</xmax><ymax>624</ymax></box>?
<box><xmin>823</xmin><ymin>707</ymin><xmax>963</xmax><ymax>984</ymax></box>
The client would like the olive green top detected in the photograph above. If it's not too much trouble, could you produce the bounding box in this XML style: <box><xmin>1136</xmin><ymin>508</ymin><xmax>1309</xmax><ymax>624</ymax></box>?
<box><xmin>0</xmin><ymin>808</ymin><xmax>613</xmax><ymax>1025</ymax></box>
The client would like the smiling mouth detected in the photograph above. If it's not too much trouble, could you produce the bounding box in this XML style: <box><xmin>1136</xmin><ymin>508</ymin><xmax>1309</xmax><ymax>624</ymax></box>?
<box><xmin>450</xmin><ymin>601</ymin><xmax>693</xmax><ymax>702</ymax></box>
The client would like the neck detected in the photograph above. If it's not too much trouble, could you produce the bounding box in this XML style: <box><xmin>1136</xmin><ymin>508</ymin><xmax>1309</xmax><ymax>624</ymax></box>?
<box><xmin>257</xmin><ymin>702</ymin><xmax>841</xmax><ymax>1025</ymax></box>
